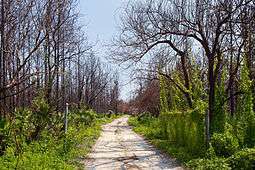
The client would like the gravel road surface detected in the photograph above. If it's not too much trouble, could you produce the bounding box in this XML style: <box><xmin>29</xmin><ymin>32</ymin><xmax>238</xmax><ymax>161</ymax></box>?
<box><xmin>85</xmin><ymin>116</ymin><xmax>183</xmax><ymax>170</ymax></box>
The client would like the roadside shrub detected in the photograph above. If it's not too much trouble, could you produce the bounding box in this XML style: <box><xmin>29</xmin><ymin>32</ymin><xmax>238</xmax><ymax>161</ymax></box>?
<box><xmin>187</xmin><ymin>157</ymin><xmax>230</xmax><ymax>170</ymax></box>
<box><xmin>0</xmin><ymin>114</ymin><xmax>115</xmax><ymax>169</ymax></box>
<box><xmin>30</xmin><ymin>95</ymin><xmax>51</xmax><ymax>140</ymax></box>
<box><xmin>205</xmin><ymin>144</ymin><xmax>217</xmax><ymax>159</ymax></box>
<box><xmin>137</xmin><ymin>112</ymin><xmax>152</xmax><ymax>122</ymax></box>
<box><xmin>129</xmin><ymin>115</ymin><xmax>162</xmax><ymax>140</ymax></box>
<box><xmin>159</xmin><ymin>109</ymin><xmax>205</xmax><ymax>155</ymax></box>
<box><xmin>75</xmin><ymin>109</ymin><xmax>97</xmax><ymax>126</ymax></box>
<box><xmin>158</xmin><ymin>112</ymin><xmax>168</xmax><ymax>139</ymax></box>
<box><xmin>211</xmin><ymin>132</ymin><xmax>239</xmax><ymax>157</ymax></box>
<box><xmin>127</xmin><ymin>116</ymin><xmax>139</xmax><ymax>126</ymax></box>
<box><xmin>211</xmin><ymin>77</ymin><xmax>227</xmax><ymax>134</ymax></box>
<box><xmin>0</xmin><ymin>118</ymin><xmax>9</xmax><ymax>155</ymax></box>
<box><xmin>236</xmin><ymin>64</ymin><xmax>255</xmax><ymax>147</ymax></box>
<box><xmin>244</xmin><ymin>117</ymin><xmax>255</xmax><ymax>148</ymax></box>
<box><xmin>227</xmin><ymin>148</ymin><xmax>255</xmax><ymax>170</ymax></box>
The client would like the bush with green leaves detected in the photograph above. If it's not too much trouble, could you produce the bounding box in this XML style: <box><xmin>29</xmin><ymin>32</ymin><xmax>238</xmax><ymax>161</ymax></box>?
<box><xmin>211</xmin><ymin>132</ymin><xmax>239</xmax><ymax>157</ymax></box>
<box><xmin>137</xmin><ymin>112</ymin><xmax>153</xmax><ymax>123</ymax></box>
<box><xmin>187</xmin><ymin>157</ymin><xmax>230</xmax><ymax>170</ymax></box>
<box><xmin>235</xmin><ymin>63</ymin><xmax>255</xmax><ymax>147</ymax></box>
<box><xmin>73</xmin><ymin>108</ymin><xmax>97</xmax><ymax>126</ymax></box>
<box><xmin>0</xmin><ymin>111</ymin><xmax>116</xmax><ymax>169</ymax></box>
<box><xmin>0</xmin><ymin>93</ymin><xmax>119</xmax><ymax>169</ymax></box>
<box><xmin>159</xmin><ymin>109</ymin><xmax>205</xmax><ymax>155</ymax></box>
<box><xmin>129</xmin><ymin>115</ymin><xmax>162</xmax><ymax>140</ymax></box>
<box><xmin>211</xmin><ymin>81</ymin><xmax>227</xmax><ymax>134</ymax></box>
<box><xmin>2</xmin><ymin>95</ymin><xmax>56</xmax><ymax>153</ymax></box>
<box><xmin>227</xmin><ymin>148</ymin><xmax>255</xmax><ymax>170</ymax></box>
<box><xmin>0</xmin><ymin>118</ymin><xmax>9</xmax><ymax>155</ymax></box>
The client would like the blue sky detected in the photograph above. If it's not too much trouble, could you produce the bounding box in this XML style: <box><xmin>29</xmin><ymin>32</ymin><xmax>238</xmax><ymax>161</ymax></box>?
<box><xmin>78</xmin><ymin>0</ymin><xmax>135</xmax><ymax>101</ymax></box>
<box><xmin>79</xmin><ymin>0</ymin><xmax>124</xmax><ymax>43</ymax></box>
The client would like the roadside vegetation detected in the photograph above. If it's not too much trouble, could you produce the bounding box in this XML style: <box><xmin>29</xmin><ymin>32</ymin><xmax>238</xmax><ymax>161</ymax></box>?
<box><xmin>128</xmin><ymin>66</ymin><xmax>255</xmax><ymax>169</ymax></box>
<box><xmin>0</xmin><ymin>96</ymin><xmax>119</xmax><ymax>169</ymax></box>
<box><xmin>0</xmin><ymin>0</ymin><xmax>121</xmax><ymax>169</ymax></box>
<box><xmin>129</xmin><ymin>113</ymin><xmax>254</xmax><ymax>169</ymax></box>
<box><xmin>0</xmin><ymin>0</ymin><xmax>255</xmax><ymax>169</ymax></box>
<box><xmin>111</xmin><ymin>0</ymin><xmax>255</xmax><ymax>169</ymax></box>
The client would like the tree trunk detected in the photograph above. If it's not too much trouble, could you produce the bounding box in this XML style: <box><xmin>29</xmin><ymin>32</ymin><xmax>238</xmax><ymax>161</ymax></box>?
<box><xmin>207</xmin><ymin>56</ymin><xmax>215</xmax><ymax>145</ymax></box>
<box><xmin>180</xmin><ymin>55</ymin><xmax>193</xmax><ymax>108</ymax></box>
<box><xmin>0</xmin><ymin>0</ymin><xmax>6</xmax><ymax>117</ymax></box>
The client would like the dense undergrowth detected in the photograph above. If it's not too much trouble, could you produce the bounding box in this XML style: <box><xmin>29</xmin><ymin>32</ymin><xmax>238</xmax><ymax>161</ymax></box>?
<box><xmin>129</xmin><ymin>62</ymin><xmax>255</xmax><ymax>169</ymax></box>
<box><xmin>0</xmin><ymin>96</ymin><xmax>119</xmax><ymax>169</ymax></box>
<box><xmin>128</xmin><ymin>113</ymin><xmax>255</xmax><ymax>170</ymax></box>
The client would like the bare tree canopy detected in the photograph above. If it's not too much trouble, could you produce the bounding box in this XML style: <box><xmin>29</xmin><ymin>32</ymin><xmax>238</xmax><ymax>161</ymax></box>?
<box><xmin>0</xmin><ymin>0</ymin><xmax>120</xmax><ymax>115</ymax></box>
<box><xmin>112</xmin><ymin>0</ymin><xmax>255</xmax><ymax>144</ymax></box>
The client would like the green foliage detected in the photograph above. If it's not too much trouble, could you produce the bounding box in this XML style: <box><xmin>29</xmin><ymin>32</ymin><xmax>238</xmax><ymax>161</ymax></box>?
<box><xmin>244</xmin><ymin>119</ymin><xmax>255</xmax><ymax>147</ymax></box>
<box><xmin>205</xmin><ymin>144</ymin><xmax>217</xmax><ymax>159</ymax></box>
<box><xmin>129</xmin><ymin>115</ymin><xmax>162</xmax><ymax>140</ymax></box>
<box><xmin>130</xmin><ymin>65</ymin><xmax>255</xmax><ymax>168</ymax></box>
<box><xmin>0</xmin><ymin>118</ymin><xmax>9</xmax><ymax>155</ymax></box>
<box><xmin>137</xmin><ymin>112</ymin><xmax>152</xmax><ymax>122</ymax></box>
<box><xmin>128</xmin><ymin>116</ymin><xmax>139</xmax><ymax>126</ymax></box>
<box><xmin>0</xmin><ymin>94</ymin><xmax>118</xmax><ymax>169</ymax></box>
<box><xmin>159</xmin><ymin>78</ymin><xmax>207</xmax><ymax>155</ymax></box>
<box><xmin>187</xmin><ymin>158</ymin><xmax>230</xmax><ymax>170</ymax></box>
<box><xmin>211</xmin><ymin>132</ymin><xmax>239</xmax><ymax>157</ymax></box>
<box><xmin>4</xmin><ymin>95</ymin><xmax>55</xmax><ymax>152</ymax></box>
<box><xmin>29</xmin><ymin>95</ymin><xmax>52</xmax><ymax>140</ymax></box>
<box><xmin>211</xmin><ymin>80</ymin><xmax>227</xmax><ymax>134</ymax></box>
<box><xmin>151</xmin><ymin>139</ymin><xmax>194</xmax><ymax>162</ymax></box>
<box><xmin>128</xmin><ymin>116</ymin><xmax>194</xmax><ymax>162</ymax></box>
<box><xmin>227</xmin><ymin>148</ymin><xmax>255</xmax><ymax>170</ymax></box>
<box><xmin>0</xmin><ymin>108</ymin><xmax>35</xmax><ymax>155</ymax></box>
<box><xmin>129</xmin><ymin>110</ymin><xmax>206</xmax><ymax>161</ymax></box>
<box><xmin>0</xmin><ymin>143</ymin><xmax>75</xmax><ymax>170</ymax></box>
<box><xmin>154</xmin><ymin>54</ymin><xmax>255</xmax><ymax>169</ymax></box>
<box><xmin>72</xmin><ymin>108</ymin><xmax>97</xmax><ymax>126</ymax></box>
<box><xmin>159</xmin><ymin>75</ymin><xmax>170</xmax><ymax>112</ymax></box>
<box><xmin>235</xmin><ymin>63</ymin><xmax>255</xmax><ymax>147</ymax></box>
<box><xmin>129</xmin><ymin>109</ymin><xmax>255</xmax><ymax>169</ymax></box>
<box><xmin>159</xmin><ymin>109</ymin><xmax>205</xmax><ymax>155</ymax></box>
<box><xmin>190</xmin><ymin>63</ymin><xmax>206</xmax><ymax>103</ymax></box>
<box><xmin>31</xmin><ymin>95</ymin><xmax>51</xmax><ymax>120</ymax></box>
<box><xmin>0</xmin><ymin>114</ymin><xmax>115</xmax><ymax>169</ymax></box>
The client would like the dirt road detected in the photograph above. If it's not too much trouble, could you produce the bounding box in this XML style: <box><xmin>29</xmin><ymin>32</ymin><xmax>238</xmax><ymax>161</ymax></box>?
<box><xmin>84</xmin><ymin>116</ymin><xmax>183</xmax><ymax>170</ymax></box>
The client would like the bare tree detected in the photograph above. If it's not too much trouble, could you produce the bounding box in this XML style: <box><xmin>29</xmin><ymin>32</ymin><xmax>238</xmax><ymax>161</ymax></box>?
<box><xmin>0</xmin><ymin>0</ymin><xmax>119</xmax><ymax>116</ymax></box>
<box><xmin>112</xmin><ymin>0</ymin><xmax>254</xmax><ymax>145</ymax></box>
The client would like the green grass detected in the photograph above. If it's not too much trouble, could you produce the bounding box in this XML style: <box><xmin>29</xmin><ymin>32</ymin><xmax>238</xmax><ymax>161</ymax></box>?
<box><xmin>128</xmin><ymin>116</ymin><xmax>255</xmax><ymax>170</ymax></box>
<box><xmin>0</xmin><ymin>115</ymin><xmax>118</xmax><ymax>170</ymax></box>
<box><xmin>128</xmin><ymin>116</ymin><xmax>194</xmax><ymax>164</ymax></box>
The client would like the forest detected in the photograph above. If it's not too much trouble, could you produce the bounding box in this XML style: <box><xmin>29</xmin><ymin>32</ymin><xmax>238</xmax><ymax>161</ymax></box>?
<box><xmin>116</xmin><ymin>0</ymin><xmax>255</xmax><ymax>169</ymax></box>
<box><xmin>0</xmin><ymin>0</ymin><xmax>120</xmax><ymax>169</ymax></box>
<box><xmin>0</xmin><ymin>0</ymin><xmax>255</xmax><ymax>169</ymax></box>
